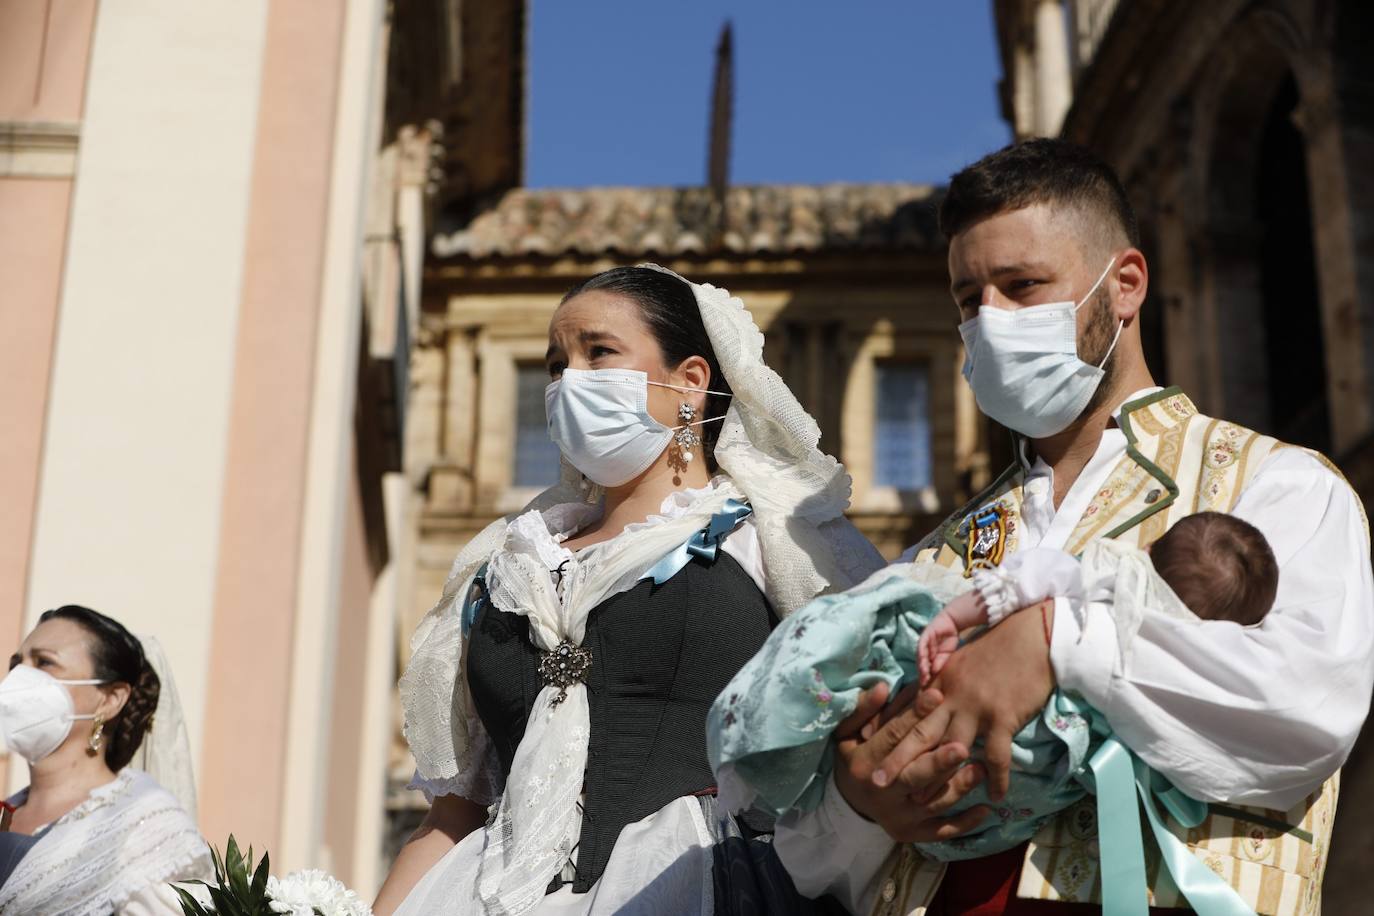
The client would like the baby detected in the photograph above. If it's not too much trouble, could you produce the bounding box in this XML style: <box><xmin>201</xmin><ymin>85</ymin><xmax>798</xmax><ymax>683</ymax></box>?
<box><xmin>707</xmin><ymin>511</ymin><xmax>1279</xmax><ymax>862</ymax></box>
<box><xmin>919</xmin><ymin>511</ymin><xmax>1278</xmax><ymax>685</ymax></box>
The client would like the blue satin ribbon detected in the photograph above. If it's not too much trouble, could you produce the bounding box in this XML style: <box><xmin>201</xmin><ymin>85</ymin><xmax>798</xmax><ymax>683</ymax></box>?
<box><xmin>1088</xmin><ymin>733</ymin><xmax>1257</xmax><ymax>916</ymax></box>
<box><xmin>645</xmin><ymin>499</ymin><xmax>753</xmax><ymax>585</ymax></box>
<box><xmin>460</xmin><ymin>563</ymin><xmax>490</xmax><ymax>637</ymax></box>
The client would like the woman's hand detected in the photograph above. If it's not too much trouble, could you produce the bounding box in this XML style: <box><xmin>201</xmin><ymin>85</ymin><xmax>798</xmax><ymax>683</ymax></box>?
<box><xmin>831</xmin><ymin>682</ymin><xmax>991</xmax><ymax>843</ymax></box>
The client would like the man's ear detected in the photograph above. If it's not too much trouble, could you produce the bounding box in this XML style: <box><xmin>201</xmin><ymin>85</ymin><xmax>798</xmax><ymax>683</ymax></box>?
<box><xmin>1113</xmin><ymin>247</ymin><xmax>1148</xmax><ymax>322</ymax></box>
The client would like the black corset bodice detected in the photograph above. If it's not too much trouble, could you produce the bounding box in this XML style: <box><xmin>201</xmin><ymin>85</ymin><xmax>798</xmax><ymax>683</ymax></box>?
<box><xmin>466</xmin><ymin>549</ymin><xmax>775</xmax><ymax>893</ymax></box>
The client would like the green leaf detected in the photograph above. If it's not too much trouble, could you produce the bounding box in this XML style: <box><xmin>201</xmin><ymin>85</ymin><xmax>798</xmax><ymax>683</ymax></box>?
<box><xmin>207</xmin><ymin>884</ymin><xmax>240</xmax><ymax>915</ymax></box>
<box><xmin>173</xmin><ymin>884</ymin><xmax>211</xmax><ymax>916</ymax></box>
<box><xmin>251</xmin><ymin>848</ymin><xmax>271</xmax><ymax>901</ymax></box>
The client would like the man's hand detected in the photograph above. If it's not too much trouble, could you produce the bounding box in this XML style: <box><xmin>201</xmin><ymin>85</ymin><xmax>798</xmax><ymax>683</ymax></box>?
<box><xmin>832</xmin><ymin>681</ymin><xmax>991</xmax><ymax>843</ymax></box>
<box><xmin>876</xmin><ymin>599</ymin><xmax>1056</xmax><ymax>801</ymax></box>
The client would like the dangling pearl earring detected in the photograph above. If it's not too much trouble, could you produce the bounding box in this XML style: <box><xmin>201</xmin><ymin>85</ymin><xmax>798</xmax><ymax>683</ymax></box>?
<box><xmin>675</xmin><ymin>402</ymin><xmax>701</xmax><ymax>464</ymax></box>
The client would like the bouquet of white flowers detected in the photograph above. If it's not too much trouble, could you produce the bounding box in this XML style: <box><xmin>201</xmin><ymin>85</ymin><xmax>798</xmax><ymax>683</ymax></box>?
<box><xmin>176</xmin><ymin>837</ymin><xmax>372</xmax><ymax>916</ymax></box>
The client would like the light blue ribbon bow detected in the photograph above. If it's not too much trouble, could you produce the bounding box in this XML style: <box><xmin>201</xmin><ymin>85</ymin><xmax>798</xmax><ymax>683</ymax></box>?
<box><xmin>645</xmin><ymin>498</ymin><xmax>753</xmax><ymax>585</ymax></box>
<box><xmin>1087</xmin><ymin>734</ymin><xmax>1257</xmax><ymax>916</ymax></box>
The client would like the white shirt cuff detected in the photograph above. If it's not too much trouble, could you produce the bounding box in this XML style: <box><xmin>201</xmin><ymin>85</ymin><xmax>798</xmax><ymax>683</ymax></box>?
<box><xmin>1049</xmin><ymin>594</ymin><xmax>1116</xmax><ymax>701</ymax></box>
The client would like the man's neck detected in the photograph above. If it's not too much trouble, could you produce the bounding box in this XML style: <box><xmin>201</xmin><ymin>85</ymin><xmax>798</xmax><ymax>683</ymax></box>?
<box><xmin>1030</xmin><ymin>374</ymin><xmax>1155</xmax><ymax>507</ymax></box>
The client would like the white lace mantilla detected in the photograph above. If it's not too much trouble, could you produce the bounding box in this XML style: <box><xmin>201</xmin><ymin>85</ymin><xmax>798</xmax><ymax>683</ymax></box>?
<box><xmin>0</xmin><ymin>768</ymin><xmax>211</xmax><ymax>916</ymax></box>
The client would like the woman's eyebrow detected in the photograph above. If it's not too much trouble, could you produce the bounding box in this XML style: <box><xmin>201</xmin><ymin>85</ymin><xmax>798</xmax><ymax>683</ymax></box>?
<box><xmin>577</xmin><ymin>329</ymin><xmax>623</xmax><ymax>347</ymax></box>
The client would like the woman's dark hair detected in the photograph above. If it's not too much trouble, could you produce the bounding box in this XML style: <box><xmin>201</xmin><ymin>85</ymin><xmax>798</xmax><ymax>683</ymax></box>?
<box><xmin>562</xmin><ymin>266</ymin><xmax>733</xmax><ymax>471</ymax></box>
<box><xmin>39</xmin><ymin>605</ymin><xmax>159</xmax><ymax>771</ymax></box>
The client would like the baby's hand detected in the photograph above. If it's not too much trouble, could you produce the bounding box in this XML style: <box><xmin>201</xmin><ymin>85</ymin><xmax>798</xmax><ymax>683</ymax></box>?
<box><xmin>918</xmin><ymin>610</ymin><xmax>962</xmax><ymax>686</ymax></box>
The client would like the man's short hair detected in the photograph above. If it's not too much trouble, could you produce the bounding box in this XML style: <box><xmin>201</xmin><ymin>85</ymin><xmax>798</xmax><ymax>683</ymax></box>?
<box><xmin>939</xmin><ymin>138</ymin><xmax>1140</xmax><ymax>250</ymax></box>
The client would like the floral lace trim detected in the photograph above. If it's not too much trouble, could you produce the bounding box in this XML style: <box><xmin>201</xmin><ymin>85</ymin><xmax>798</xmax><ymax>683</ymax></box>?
<box><xmin>493</xmin><ymin>476</ymin><xmax>741</xmax><ymax>572</ymax></box>
<box><xmin>6</xmin><ymin>767</ymin><xmax>136</xmax><ymax>833</ymax></box>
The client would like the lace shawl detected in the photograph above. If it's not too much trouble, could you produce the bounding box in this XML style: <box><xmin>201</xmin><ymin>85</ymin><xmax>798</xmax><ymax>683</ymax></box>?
<box><xmin>0</xmin><ymin>768</ymin><xmax>211</xmax><ymax>916</ymax></box>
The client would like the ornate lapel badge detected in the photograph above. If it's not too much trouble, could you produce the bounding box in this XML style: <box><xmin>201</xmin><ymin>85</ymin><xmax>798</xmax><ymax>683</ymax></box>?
<box><xmin>962</xmin><ymin>503</ymin><xmax>1009</xmax><ymax>575</ymax></box>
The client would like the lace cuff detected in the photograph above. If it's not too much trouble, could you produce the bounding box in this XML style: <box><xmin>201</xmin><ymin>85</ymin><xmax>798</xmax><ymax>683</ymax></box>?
<box><xmin>408</xmin><ymin>716</ymin><xmax>504</xmax><ymax>807</ymax></box>
<box><xmin>971</xmin><ymin>567</ymin><xmax>1023</xmax><ymax>626</ymax></box>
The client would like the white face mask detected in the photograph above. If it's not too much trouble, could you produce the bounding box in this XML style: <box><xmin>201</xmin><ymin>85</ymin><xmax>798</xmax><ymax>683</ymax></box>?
<box><xmin>0</xmin><ymin>664</ymin><xmax>104</xmax><ymax>764</ymax></box>
<box><xmin>959</xmin><ymin>258</ymin><xmax>1122</xmax><ymax>439</ymax></box>
<box><xmin>545</xmin><ymin>367</ymin><xmax>728</xmax><ymax>487</ymax></box>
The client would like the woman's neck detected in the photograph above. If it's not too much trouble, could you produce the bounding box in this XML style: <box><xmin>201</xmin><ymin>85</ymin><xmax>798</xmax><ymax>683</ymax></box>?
<box><xmin>19</xmin><ymin>751</ymin><xmax>117</xmax><ymax>822</ymax></box>
<box><xmin>570</xmin><ymin>454</ymin><xmax>714</xmax><ymax>550</ymax></box>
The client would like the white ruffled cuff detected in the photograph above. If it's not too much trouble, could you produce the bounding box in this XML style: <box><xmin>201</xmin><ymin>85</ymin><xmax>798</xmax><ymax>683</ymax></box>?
<box><xmin>407</xmin><ymin>763</ymin><xmax>503</xmax><ymax>807</ymax></box>
<box><xmin>971</xmin><ymin>567</ymin><xmax>1023</xmax><ymax>625</ymax></box>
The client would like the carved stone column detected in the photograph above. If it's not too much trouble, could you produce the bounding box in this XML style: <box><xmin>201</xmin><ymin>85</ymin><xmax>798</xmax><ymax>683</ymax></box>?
<box><xmin>1032</xmin><ymin>0</ymin><xmax>1073</xmax><ymax>136</ymax></box>
<box><xmin>1294</xmin><ymin>69</ymin><xmax>1374</xmax><ymax>453</ymax></box>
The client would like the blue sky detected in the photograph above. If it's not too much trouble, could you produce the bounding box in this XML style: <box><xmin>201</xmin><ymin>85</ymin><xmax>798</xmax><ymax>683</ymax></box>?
<box><xmin>527</xmin><ymin>1</ymin><xmax>1009</xmax><ymax>188</ymax></box>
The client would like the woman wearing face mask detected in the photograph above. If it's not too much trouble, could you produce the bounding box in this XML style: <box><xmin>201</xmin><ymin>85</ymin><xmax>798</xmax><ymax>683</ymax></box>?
<box><xmin>0</xmin><ymin>605</ymin><xmax>210</xmax><ymax>915</ymax></box>
<box><xmin>374</xmin><ymin>265</ymin><xmax>883</xmax><ymax>916</ymax></box>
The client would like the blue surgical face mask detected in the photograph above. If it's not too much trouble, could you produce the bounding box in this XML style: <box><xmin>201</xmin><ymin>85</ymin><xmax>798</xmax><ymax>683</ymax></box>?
<box><xmin>545</xmin><ymin>368</ymin><xmax>727</xmax><ymax>487</ymax></box>
<box><xmin>959</xmin><ymin>258</ymin><xmax>1121</xmax><ymax>439</ymax></box>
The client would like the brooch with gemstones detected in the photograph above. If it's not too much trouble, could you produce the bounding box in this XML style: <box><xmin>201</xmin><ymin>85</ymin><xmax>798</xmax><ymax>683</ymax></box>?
<box><xmin>539</xmin><ymin>640</ymin><xmax>592</xmax><ymax>706</ymax></box>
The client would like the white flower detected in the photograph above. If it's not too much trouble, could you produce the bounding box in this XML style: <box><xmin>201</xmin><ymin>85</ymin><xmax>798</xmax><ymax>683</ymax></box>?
<box><xmin>266</xmin><ymin>868</ymin><xmax>372</xmax><ymax>916</ymax></box>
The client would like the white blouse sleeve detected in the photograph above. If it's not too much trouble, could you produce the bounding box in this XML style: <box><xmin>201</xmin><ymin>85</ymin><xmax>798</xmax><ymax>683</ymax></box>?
<box><xmin>117</xmin><ymin>882</ymin><xmax>193</xmax><ymax>916</ymax></box>
<box><xmin>399</xmin><ymin>561</ymin><xmax>505</xmax><ymax>807</ymax></box>
<box><xmin>1051</xmin><ymin>448</ymin><xmax>1374</xmax><ymax>809</ymax></box>
<box><xmin>773</xmin><ymin>774</ymin><xmax>896</xmax><ymax>914</ymax></box>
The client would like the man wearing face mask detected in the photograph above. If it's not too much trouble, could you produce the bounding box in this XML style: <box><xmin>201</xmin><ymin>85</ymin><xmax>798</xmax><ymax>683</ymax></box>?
<box><xmin>774</xmin><ymin>139</ymin><xmax>1374</xmax><ymax>914</ymax></box>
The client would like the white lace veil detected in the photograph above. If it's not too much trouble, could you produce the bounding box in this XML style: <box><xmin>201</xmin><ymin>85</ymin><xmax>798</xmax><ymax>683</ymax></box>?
<box><xmin>399</xmin><ymin>263</ymin><xmax>884</xmax><ymax>840</ymax></box>
<box><xmin>131</xmin><ymin>635</ymin><xmax>198</xmax><ymax>819</ymax></box>
<box><xmin>640</xmin><ymin>262</ymin><xmax>883</xmax><ymax>612</ymax></box>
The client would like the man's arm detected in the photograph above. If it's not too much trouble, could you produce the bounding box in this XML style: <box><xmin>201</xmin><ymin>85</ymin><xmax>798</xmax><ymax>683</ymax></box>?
<box><xmin>1054</xmin><ymin>448</ymin><xmax>1373</xmax><ymax>808</ymax></box>
<box><xmin>880</xmin><ymin>448</ymin><xmax>1373</xmax><ymax>810</ymax></box>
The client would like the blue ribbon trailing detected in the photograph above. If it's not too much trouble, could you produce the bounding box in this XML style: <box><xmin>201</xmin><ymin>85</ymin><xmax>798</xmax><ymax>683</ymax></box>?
<box><xmin>645</xmin><ymin>498</ymin><xmax>754</xmax><ymax>585</ymax></box>
<box><xmin>1085</xmin><ymin>731</ymin><xmax>1257</xmax><ymax>916</ymax></box>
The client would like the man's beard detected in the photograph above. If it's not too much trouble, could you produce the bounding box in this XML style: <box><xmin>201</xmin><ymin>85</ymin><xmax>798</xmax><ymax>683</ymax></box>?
<box><xmin>1078</xmin><ymin>287</ymin><xmax>1121</xmax><ymax>421</ymax></box>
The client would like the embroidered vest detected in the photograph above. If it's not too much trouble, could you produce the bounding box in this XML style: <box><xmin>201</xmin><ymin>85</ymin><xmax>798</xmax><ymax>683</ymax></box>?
<box><xmin>874</xmin><ymin>388</ymin><xmax>1351</xmax><ymax>916</ymax></box>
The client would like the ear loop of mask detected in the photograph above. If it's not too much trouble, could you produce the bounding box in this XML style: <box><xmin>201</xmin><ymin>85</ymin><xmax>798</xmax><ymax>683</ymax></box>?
<box><xmin>646</xmin><ymin>380</ymin><xmax>732</xmax><ymax>432</ymax></box>
<box><xmin>60</xmin><ymin>677</ymin><xmax>108</xmax><ymax>721</ymax></box>
<box><xmin>1072</xmin><ymin>257</ymin><xmax>1123</xmax><ymax>370</ymax></box>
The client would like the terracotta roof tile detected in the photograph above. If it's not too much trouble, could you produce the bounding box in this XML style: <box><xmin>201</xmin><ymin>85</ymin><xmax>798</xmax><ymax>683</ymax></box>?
<box><xmin>432</xmin><ymin>183</ymin><xmax>941</xmax><ymax>259</ymax></box>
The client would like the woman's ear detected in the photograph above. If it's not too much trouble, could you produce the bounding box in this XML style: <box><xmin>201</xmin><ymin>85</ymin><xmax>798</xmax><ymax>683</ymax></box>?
<box><xmin>97</xmin><ymin>682</ymin><xmax>131</xmax><ymax>724</ymax></box>
<box><xmin>674</xmin><ymin>355</ymin><xmax>712</xmax><ymax>408</ymax></box>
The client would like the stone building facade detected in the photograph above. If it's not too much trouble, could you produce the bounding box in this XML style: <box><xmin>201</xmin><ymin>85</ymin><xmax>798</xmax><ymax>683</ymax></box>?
<box><xmin>1</xmin><ymin>0</ymin><xmax>522</xmax><ymax>896</ymax></box>
<box><xmin>993</xmin><ymin>0</ymin><xmax>1374</xmax><ymax>901</ymax></box>
<box><xmin>385</xmin><ymin>183</ymin><xmax>994</xmax><ymax>826</ymax></box>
